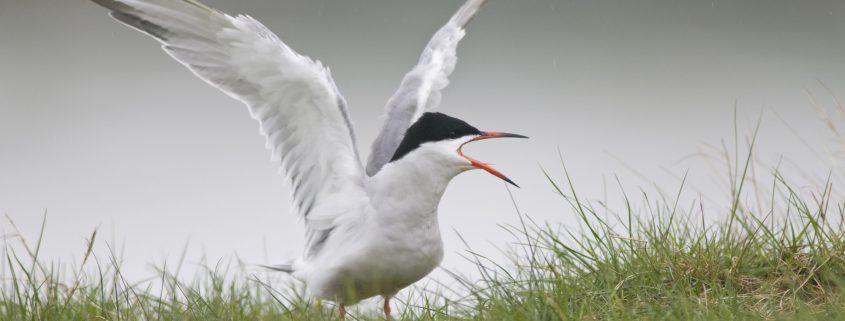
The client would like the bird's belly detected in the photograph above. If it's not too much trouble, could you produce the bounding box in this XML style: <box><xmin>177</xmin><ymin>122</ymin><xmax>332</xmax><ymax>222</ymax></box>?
<box><xmin>308</xmin><ymin>220</ymin><xmax>443</xmax><ymax>304</ymax></box>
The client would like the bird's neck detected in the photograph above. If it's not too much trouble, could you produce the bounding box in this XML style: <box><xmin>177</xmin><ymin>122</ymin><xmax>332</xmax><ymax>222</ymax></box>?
<box><xmin>369</xmin><ymin>154</ymin><xmax>463</xmax><ymax>220</ymax></box>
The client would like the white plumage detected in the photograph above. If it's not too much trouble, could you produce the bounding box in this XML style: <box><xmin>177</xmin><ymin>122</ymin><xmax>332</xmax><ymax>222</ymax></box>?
<box><xmin>89</xmin><ymin>0</ymin><xmax>502</xmax><ymax>319</ymax></box>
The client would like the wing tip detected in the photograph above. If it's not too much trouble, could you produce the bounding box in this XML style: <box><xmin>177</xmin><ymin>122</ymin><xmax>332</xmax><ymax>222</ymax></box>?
<box><xmin>450</xmin><ymin>0</ymin><xmax>489</xmax><ymax>28</ymax></box>
<box><xmin>258</xmin><ymin>264</ymin><xmax>295</xmax><ymax>273</ymax></box>
<box><xmin>110</xmin><ymin>11</ymin><xmax>171</xmax><ymax>41</ymax></box>
<box><xmin>90</xmin><ymin>0</ymin><xmax>173</xmax><ymax>41</ymax></box>
<box><xmin>89</xmin><ymin>0</ymin><xmax>124</xmax><ymax>11</ymax></box>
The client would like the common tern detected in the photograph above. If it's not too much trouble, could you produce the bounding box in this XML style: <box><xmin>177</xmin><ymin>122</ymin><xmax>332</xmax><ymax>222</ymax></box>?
<box><xmin>88</xmin><ymin>0</ymin><xmax>526</xmax><ymax>319</ymax></box>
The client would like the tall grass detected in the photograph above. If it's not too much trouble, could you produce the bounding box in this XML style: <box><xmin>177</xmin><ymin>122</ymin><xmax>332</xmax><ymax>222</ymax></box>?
<box><xmin>2</xmin><ymin>133</ymin><xmax>844</xmax><ymax>320</ymax></box>
<box><xmin>437</xmin><ymin>167</ymin><xmax>845</xmax><ymax>320</ymax></box>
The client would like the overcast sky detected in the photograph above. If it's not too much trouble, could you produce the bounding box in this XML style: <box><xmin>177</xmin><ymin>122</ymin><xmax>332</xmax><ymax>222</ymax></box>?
<box><xmin>1</xmin><ymin>0</ymin><xmax>844</xmax><ymax>291</ymax></box>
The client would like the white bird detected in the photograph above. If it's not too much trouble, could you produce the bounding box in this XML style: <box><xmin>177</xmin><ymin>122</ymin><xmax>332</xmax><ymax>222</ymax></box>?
<box><xmin>88</xmin><ymin>0</ymin><xmax>526</xmax><ymax>319</ymax></box>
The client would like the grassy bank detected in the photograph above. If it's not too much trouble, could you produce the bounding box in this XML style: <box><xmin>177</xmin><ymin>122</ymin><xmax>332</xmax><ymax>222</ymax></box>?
<box><xmin>3</xmin><ymin>147</ymin><xmax>844</xmax><ymax>320</ymax></box>
<box><xmin>442</xmin><ymin>173</ymin><xmax>845</xmax><ymax>320</ymax></box>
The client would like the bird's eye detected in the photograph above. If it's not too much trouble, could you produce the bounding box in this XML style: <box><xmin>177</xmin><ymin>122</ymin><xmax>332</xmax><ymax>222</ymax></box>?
<box><xmin>449</xmin><ymin>130</ymin><xmax>457</xmax><ymax>137</ymax></box>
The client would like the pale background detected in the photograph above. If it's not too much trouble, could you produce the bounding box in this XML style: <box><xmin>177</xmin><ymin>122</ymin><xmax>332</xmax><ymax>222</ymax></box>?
<box><xmin>1</xmin><ymin>0</ymin><xmax>844</xmax><ymax>291</ymax></box>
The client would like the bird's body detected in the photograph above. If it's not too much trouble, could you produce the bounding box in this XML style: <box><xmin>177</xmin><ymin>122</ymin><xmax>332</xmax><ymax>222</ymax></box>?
<box><xmin>297</xmin><ymin>201</ymin><xmax>444</xmax><ymax>304</ymax></box>
<box><xmin>87</xmin><ymin>0</ymin><xmax>525</xmax><ymax>318</ymax></box>
<box><xmin>297</xmin><ymin>145</ymin><xmax>458</xmax><ymax>304</ymax></box>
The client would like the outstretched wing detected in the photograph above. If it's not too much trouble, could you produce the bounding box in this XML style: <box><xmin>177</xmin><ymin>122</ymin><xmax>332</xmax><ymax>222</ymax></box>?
<box><xmin>90</xmin><ymin>0</ymin><xmax>366</xmax><ymax>236</ymax></box>
<box><xmin>365</xmin><ymin>0</ymin><xmax>487</xmax><ymax>176</ymax></box>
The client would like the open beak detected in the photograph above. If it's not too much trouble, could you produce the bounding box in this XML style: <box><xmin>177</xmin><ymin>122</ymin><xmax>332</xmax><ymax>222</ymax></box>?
<box><xmin>457</xmin><ymin>132</ymin><xmax>529</xmax><ymax>188</ymax></box>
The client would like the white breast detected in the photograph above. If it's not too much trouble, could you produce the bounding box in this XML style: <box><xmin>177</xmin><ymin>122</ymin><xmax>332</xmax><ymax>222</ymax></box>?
<box><xmin>299</xmin><ymin>209</ymin><xmax>444</xmax><ymax>304</ymax></box>
<box><xmin>295</xmin><ymin>145</ymin><xmax>464</xmax><ymax>304</ymax></box>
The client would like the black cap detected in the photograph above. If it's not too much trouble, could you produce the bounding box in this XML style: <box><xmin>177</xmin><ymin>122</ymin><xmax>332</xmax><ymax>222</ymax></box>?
<box><xmin>390</xmin><ymin>112</ymin><xmax>482</xmax><ymax>162</ymax></box>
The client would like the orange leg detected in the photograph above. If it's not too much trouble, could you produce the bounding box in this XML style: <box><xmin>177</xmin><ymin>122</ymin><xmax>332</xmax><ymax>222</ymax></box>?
<box><xmin>338</xmin><ymin>303</ymin><xmax>346</xmax><ymax>321</ymax></box>
<box><xmin>383</xmin><ymin>296</ymin><xmax>392</xmax><ymax>321</ymax></box>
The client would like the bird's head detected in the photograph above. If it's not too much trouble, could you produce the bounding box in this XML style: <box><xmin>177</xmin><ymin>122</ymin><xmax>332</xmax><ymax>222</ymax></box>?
<box><xmin>389</xmin><ymin>112</ymin><xmax>528</xmax><ymax>187</ymax></box>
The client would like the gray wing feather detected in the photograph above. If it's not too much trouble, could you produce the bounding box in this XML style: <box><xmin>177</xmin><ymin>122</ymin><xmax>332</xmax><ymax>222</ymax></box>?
<box><xmin>90</xmin><ymin>0</ymin><xmax>367</xmax><ymax>257</ymax></box>
<box><xmin>365</xmin><ymin>0</ymin><xmax>487</xmax><ymax>176</ymax></box>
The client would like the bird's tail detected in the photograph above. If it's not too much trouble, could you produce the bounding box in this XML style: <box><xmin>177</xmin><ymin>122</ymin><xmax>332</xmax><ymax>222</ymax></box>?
<box><xmin>259</xmin><ymin>263</ymin><xmax>295</xmax><ymax>273</ymax></box>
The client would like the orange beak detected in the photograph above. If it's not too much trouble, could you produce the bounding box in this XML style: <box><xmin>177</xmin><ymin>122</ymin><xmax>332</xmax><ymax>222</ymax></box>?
<box><xmin>457</xmin><ymin>132</ymin><xmax>528</xmax><ymax>188</ymax></box>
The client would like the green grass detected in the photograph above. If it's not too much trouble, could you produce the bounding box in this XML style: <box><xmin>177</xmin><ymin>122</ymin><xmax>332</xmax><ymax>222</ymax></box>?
<box><xmin>451</xmin><ymin>175</ymin><xmax>845</xmax><ymax>321</ymax></box>
<box><xmin>3</xmin><ymin>141</ymin><xmax>845</xmax><ymax>320</ymax></box>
